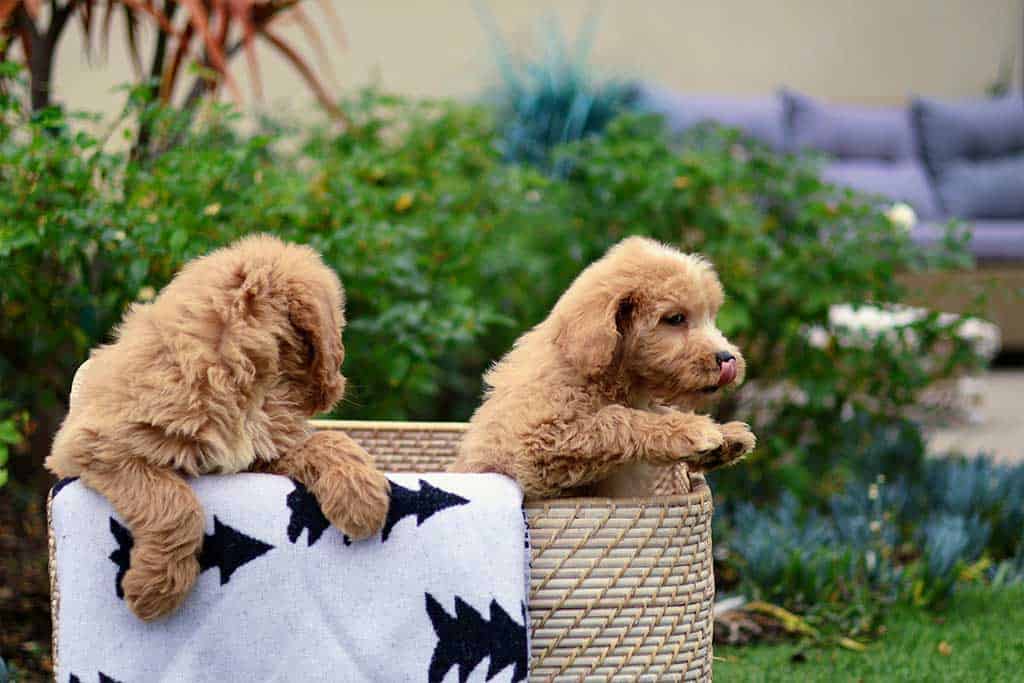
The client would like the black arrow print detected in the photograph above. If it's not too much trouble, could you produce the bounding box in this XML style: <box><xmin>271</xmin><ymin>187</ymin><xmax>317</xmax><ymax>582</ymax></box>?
<box><xmin>69</xmin><ymin>673</ymin><xmax>122</xmax><ymax>683</ymax></box>
<box><xmin>51</xmin><ymin>476</ymin><xmax>79</xmax><ymax>499</ymax></box>
<box><xmin>425</xmin><ymin>593</ymin><xmax>528</xmax><ymax>683</ymax></box>
<box><xmin>285</xmin><ymin>478</ymin><xmax>470</xmax><ymax>546</ymax></box>
<box><xmin>198</xmin><ymin>516</ymin><xmax>274</xmax><ymax>585</ymax></box>
<box><xmin>286</xmin><ymin>480</ymin><xmax>331</xmax><ymax>546</ymax></box>
<box><xmin>109</xmin><ymin>516</ymin><xmax>273</xmax><ymax>597</ymax></box>
<box><xmin>108</xmin><ymin>518</ymin><xmax>133</xmax><ymax>600</ymax></box>
<box><xmin>382</xmin><ymin>479</ymin><xmax>470</xmax><ymax>542</ymax></box>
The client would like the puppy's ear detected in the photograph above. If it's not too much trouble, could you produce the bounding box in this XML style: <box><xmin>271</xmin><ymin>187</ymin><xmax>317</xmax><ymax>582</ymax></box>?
<box><xmin>287</xmin><ymin>276</ymin><xmax>347</xmax><ymax>414</ymax></box>
<box><xmin>554</xmin><ymin>290</ymin><xmax>635</xmax><ymax>379</ymax></box>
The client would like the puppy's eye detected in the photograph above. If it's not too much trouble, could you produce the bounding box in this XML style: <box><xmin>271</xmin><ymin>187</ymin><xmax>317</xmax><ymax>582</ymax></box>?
<box><xmin>662</xmin><ymin>313</ymin><xmax>687</xmax><ymax>326</ymax></box>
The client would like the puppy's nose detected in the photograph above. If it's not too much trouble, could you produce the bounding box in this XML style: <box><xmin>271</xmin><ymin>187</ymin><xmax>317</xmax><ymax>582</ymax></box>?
<box><xmin>715</xmin><ymin>351</ymin><xmax>735</xmax><ymax>366</ymax></box>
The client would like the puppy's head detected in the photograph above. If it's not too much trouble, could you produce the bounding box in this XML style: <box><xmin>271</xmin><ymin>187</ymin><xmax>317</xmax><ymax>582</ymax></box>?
<box><xmin>153</xmin><ymin>235</ymin><xmax>347</xmax><ymax>416</ymax></box>
<box><xmin>552</xmin><ymin>236</ymin><xmax>744</xmax><ymax>406</ymax></box>
<box><xmin>202</xmin><ymin>234</ymin><xmax>347</xmax><ymax>415</ymax></box>
<box><xmin>275</xmin><ymin>241</ymin><xmax>348</xmax><ymax>415</ymax></box>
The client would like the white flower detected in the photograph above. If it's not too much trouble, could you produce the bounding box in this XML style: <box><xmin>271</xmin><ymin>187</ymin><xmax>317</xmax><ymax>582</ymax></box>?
<box><xmin>806</xmin><ymin>325</ymin><xmax>830</xmax><ymax>349</ymax></box>
<box><xmin>868</xmin><ymin>483</ymin><xmax>879</xmax><ymax>501</ymax></box>
<box><xmin>886</xmin><ymin>202</ymin><xmax>917</xmax><ymax>231</ymax></box>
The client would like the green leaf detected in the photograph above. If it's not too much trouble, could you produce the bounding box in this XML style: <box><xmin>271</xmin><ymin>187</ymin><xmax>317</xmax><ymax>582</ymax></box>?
<box><xmin>129</xmin><ymin>258</ymin><xmax>149</xmax><ymax>283</ymax></box>
<box><xmin>0</xmin><ymin>421</ymin><xmax>19</xmax><ymax>444</ymax></box>
<box><xmin>716</xmin><ymin>303</ymin><xmax>752</xmax><ymax>337</ymax></box>
<box><xmin>170</xmin><ymin>228</ymin><xmax>188</xmax><ymax>253</ymax></box>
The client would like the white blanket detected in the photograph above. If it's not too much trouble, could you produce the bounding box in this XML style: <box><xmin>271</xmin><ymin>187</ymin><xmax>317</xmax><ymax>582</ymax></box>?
<box><xmin>50</xmin><ymin>472</ymin><xmax>530</xmax><ymax>683</ymax></box>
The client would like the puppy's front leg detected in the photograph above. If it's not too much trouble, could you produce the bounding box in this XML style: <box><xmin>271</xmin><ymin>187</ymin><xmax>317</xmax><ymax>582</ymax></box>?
<box><xmin>80</xmin><ymin>455</ymin><xmax>204</xmax><ymax>621</ymax></box>
<box><xmin>523</xmin><ymin>407</ymin><xmax>726</xmax><ymax>496</ymax></box>
<box><xmin>577</xmin><ymin>405</ymin><xmax>726</xmax><ymax>465</ymax></box>
<box><xmin>266</xmin><ymin>431</ymin><xmax>390</xmax><ymax>541</ymax></box>
<box><xmin>647</xmin><ymin>406</ymin><xmax>756</xmax><ymax>472</ymax></box>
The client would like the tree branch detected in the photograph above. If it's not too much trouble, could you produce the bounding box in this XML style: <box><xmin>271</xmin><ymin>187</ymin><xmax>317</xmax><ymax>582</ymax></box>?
<box><xmin>13</xmin><ymin>6</ymin><xmax>41</xmax><ymax>44</ymax></box>
<box><xmin>47</xmin><ymin>0</ymin><xmax>76</xmax><ymax>43</ymax></box>
<box><xmin>181</xmin><ymin>39</ymin><xmax>246</xmax><ymax>111</ymax></box>
<box><xmin>132</xmin><ymin>0</ymin><xmax>180</xmax><ymax>161</ymax></box>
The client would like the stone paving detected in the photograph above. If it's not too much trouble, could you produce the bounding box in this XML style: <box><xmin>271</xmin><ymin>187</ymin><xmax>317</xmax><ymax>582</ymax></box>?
<box><xmin>927</xmin><ymin>370</ymin><xmax>1024</xmax><ymax>463</ymax></box>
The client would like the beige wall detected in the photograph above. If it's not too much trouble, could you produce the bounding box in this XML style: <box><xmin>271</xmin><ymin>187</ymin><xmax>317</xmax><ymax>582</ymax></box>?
<box><xmin>53</xmin><ymin>0</ymin><xmax>1024</xmax><ymax>119</ymax></box>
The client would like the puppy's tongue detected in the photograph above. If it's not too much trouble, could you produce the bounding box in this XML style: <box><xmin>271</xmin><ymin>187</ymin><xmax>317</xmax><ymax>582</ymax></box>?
<box><xmin>718</xmin><ymin>359</ymin><xmax>738</xmax><ymax>387</ymax></box>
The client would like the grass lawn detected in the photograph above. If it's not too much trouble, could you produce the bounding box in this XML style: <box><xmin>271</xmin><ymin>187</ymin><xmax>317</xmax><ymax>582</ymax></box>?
<box><xmin>716</xmin><ymin>585</ymin><xmax>1024</xmax><ymax>682</ymax></box>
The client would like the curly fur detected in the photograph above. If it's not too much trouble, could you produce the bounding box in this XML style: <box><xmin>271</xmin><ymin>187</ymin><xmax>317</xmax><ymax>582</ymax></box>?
<box><xmin>450</xmin><ymin>236</ymin><xmax>756</xmax><ymax>499</ymax></box>
<box><xmin>46</xmin><ymin>235</ymin><xmax>390</xmax><ymax>621</ymax></box>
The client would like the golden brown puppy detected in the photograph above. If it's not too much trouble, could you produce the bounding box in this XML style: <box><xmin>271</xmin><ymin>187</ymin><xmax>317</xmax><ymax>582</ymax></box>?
<box><xmin>47</xmin><ymin>235</ymin><xmax>390</xmax><ymax>621</ymax></box>
<box><xmin>451</xmin><ymin>236</ymin><xmax>755</xmax><ymax>498</ymax></box>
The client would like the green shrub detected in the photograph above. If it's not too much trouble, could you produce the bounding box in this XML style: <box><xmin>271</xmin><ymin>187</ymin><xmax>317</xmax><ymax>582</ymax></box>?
<box><xmin>0</xmin><ymin>71</ymin><xmax>549</xmax><ymax>466</ymax></box>
<box><xmin>0</xmin><ymin>411</ymin><xmax>21</xmax><ymax>489</ymax></box>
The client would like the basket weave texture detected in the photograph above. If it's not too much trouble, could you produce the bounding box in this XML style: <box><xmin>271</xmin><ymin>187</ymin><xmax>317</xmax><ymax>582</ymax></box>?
<box><xmin>315</xmin><ymin>420</ymin><xmax>715</xmax><ymax>682</ymax></box>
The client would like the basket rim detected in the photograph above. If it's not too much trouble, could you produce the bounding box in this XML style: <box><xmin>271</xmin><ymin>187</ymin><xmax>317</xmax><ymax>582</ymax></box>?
<box><xmin>311</xmin><ymin>419</ymin><xmax>712</xmax><ymax>507</ymax></box>
<box><xmin>311</xmin><ymin>418</ymin><xmax>470</xmax><ymax>432</ymax></box>
<box><xmin>523</xmin><ymin>479</ymin><xmax>710</xmax><ymax>509</ymax></box>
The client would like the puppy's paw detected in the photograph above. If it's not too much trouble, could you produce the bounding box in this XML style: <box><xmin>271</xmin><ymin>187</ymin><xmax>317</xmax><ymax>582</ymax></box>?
<box><xmin>315</xmin><ymin>458</ymin><xmax>391</xmax><ymax>542</ymax></box>
<box><xmin>693</xmin><ymin>421</ymin><xmax>756</xmax><ymax>472</ymax></box>
<box><xmin>123</xmin><ymin>551</ymin><xmax>200</xmax><ymax>622</ymax></box>
<box><xmin>681</xmin><ymin>414</ymin><xmax>726</xmax><ymax>455</ymax></box>
<box><xmin>720</xmin><ymin>421</ymin><xmax>756</xmax><ymax>458</ymax></box>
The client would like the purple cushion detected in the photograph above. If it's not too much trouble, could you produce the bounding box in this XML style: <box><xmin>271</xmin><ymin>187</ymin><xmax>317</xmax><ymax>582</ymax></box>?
<box><xmin>822</xmin><ymin>160</ymin><xmax>940</xmax><ymax>219</ymax></box>
<box><xmin>913</xmin><ymin>220</ymin><xmax>1024</xmax><ymax>261</ymax></box>
<box><xmin>640</xmin><ymin>85</ymin><xmax>786</xmax><ymax>150</ymax></box>
<box><xmin>912</xmin><ymin>94</ymin><xmax>1024</xmax><ymax>166</ymax></box>
<box><xmin>783</xmin><ymin>90</ymin><xmax>916</xmax><ymax>160</ymax></box>
<box><xmin>912</xmin><ymin>95</ymin><xmax>1024</xmax><ymax>217</ymax></box>
<box><xmin>936</xmin><ymin>156</ymin><xmax>1024</xmax><ymax>219</ymax></box>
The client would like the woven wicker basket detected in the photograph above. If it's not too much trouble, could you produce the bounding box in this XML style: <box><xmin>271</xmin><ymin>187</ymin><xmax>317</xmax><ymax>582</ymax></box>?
<box><xmin>315</xmin><ymin>420</ymin><xmax>715</xmax><ymax>682</ymax></box>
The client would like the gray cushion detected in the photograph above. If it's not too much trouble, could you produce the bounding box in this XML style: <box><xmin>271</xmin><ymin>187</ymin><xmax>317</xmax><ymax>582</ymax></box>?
<box><xmin>639</xmin><ymin>85</ymin><xmax>786</xmax><ymax>150</ymax></box>
<box><xmin>913</xmin><ymin>220</ymin><xmax>1024</xmax><ymax>261</ymax></box>
<box><xmin>782</xmin><ymin>90</ymin><xmax>916</xmax><ymax>160</ymax></box>
<box><xmin>912</xmin><ymin>95</ymin><xmax>1024</xmax><ymax>217</ymax></box>
<box><xmin>822</xmin><ymin>160</ymin><xmax>940</xmax><ymax>219</ymax></box>
<box><xmin>936</xmin><ymin>156</ymin><xmax>1024</xmax><ymax>219</ymax></box>
<box><xmin>912</xmin><ymin>94</ymin><xmax>1024</xmax><ymax>167</ymax></box>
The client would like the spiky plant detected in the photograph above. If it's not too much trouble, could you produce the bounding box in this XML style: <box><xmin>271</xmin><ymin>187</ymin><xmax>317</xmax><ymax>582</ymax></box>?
<box><xmin>0</xmin><ymin>0</ymin><xmax>341</xmax><ymax>115</ymax></box>
<box><xmin>476</xmin><ymin>5</ymin><xmax>639</xmax><ymax>175</ymax></box>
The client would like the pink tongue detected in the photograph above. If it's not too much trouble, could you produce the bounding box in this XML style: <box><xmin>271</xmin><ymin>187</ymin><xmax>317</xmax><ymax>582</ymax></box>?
<box><xmin>718</xmin><ymin>359</ymin><xmax>737</xmax><ymax>387</ymax></box>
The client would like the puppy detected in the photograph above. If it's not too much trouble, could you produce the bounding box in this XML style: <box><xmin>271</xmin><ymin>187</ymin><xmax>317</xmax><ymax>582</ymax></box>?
<box><xmin>450</xmin><ymin>236</ymin><xmax>755</xmax><ymax>498</ymax></box>
<box><xmin>47</xmin><ymin>235</ymin><xmax>390</xmax><ymax>621</ymax></box>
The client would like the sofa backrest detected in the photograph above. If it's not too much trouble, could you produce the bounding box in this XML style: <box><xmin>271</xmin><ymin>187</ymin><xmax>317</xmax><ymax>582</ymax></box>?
<box><xmin>912</xmin><ymin>95</ymin><xmax>1024</xmax><ymax>219</ymax></box>
<box><xmin>639</xmin><ymin>85</ymin><xmax>786</xmax><ymax>151</ymax></box>
<box><xmin>781</xmin><ymin>89</ymin><xmax>916</xmax><ymax>161</ymax></box>
<box><xmin>641</xmin><ymin>86</ymin><xmax>1024</xmax><ymax>222</ymax></box>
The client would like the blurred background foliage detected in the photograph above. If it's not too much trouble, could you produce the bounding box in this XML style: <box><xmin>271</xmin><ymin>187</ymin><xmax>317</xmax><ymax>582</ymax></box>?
<box><xmin>1</xmin><ymin>60</ymin><xmax>978</xmax><ymax>497</ymax></box>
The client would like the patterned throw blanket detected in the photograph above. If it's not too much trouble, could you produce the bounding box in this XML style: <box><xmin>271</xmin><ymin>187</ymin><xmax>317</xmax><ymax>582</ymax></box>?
<box><xmin>49</xmin><ymin>472</ymin><xmax>530</xmax><ymax>683</ymax></box>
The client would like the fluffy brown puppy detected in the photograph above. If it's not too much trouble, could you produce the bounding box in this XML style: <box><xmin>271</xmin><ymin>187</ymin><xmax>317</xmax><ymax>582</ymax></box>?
<box><xmin>47</xmin><ymin>235</ymin><xmax>390</xmax><ymax>621</ymax></box>
<box><xmin>451</xmin><ymin>236</ymin><xmax>755</xmax><ymax>498</ymax></box>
